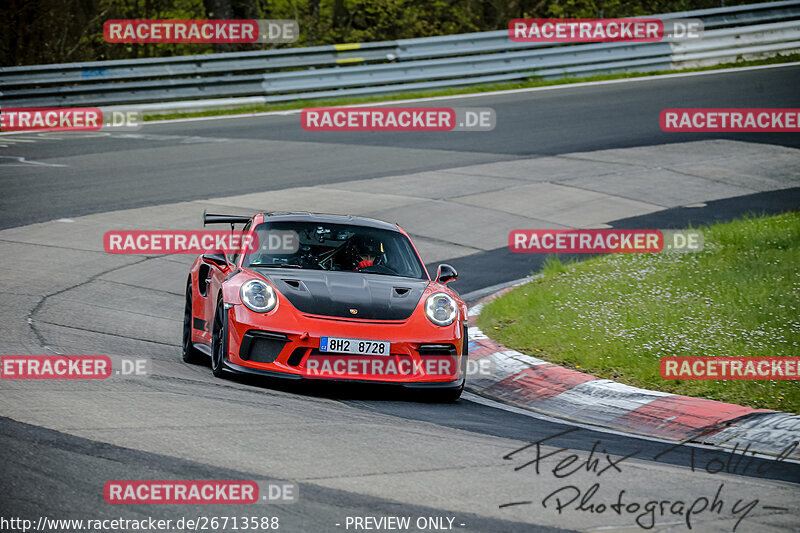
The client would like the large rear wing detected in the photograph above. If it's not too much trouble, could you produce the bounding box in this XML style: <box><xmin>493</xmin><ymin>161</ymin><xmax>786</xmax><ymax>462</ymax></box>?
<box><xmin>202</xmin><ymin>209</ymin><xmax>251</xmax><ymax>227</ymax></box>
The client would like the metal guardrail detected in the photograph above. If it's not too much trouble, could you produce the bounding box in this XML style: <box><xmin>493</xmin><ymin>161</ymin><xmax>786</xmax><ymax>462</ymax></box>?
<box><xmin>393</xmin><ymin>0</ymin><xmax>800</xmax><ymax>60</ymax></box>
<box><xmin>0</xmin><ymin>42</ymin><xmax>398</xmax><ymax>89</ymax></box>
<box><xmin>1</xmin><ymin>1</ymin><xmax>799</xmax><ymax>109</ymax></box>
<box><xmin>671</xmin><ymin>19</ymin><xmax>800</xmax><ymax>67</ymax></box>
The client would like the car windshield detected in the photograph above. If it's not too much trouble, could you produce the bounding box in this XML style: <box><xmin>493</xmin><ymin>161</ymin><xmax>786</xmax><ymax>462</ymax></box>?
<box><xmin>244</xmin><ymin>221</ymin><xmax>427</xmax><ymax>279</ymax></box>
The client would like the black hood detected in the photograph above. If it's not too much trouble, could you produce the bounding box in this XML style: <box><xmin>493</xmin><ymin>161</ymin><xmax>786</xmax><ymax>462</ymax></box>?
<box><xmin>259</xmin><ymin>270</ymin><xmax>428</xmax><ymax>320</ymax></box>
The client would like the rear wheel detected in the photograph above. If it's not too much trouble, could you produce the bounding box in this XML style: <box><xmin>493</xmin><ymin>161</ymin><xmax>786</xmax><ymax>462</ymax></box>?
<box><xmin>211</xmin><ymin>297</ymin><xmax>228</xmax><ymax>378</ymax></box>
<box><xmin>182</xmin><ymin>279</ymin><xmax>204</xmax><ymax>364</ymax></box>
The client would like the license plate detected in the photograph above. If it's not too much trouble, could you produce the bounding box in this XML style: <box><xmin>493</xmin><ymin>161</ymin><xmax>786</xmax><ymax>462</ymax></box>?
<box><xmin>320</xmin><ymin>337</ymin><xmax>390</xmax><ymax>356</ymax></box>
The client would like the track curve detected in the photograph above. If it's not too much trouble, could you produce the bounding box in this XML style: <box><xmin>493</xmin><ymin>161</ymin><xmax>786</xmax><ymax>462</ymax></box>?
<box><xmin>1</xmin><ymin>65</ymin><xmax>799</xmax><ymax>533</ymax></box>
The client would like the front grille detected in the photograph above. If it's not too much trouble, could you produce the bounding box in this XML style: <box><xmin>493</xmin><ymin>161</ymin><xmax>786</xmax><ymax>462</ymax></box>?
<box><xmin>287</xmin><ymin>347</ymin><xmax>307</xmax><ymax>367</ymax></box>
<box><xmin>240</xmin><ymin>330</ymin><xmax>288</xmax><ymax>364</ymax></box>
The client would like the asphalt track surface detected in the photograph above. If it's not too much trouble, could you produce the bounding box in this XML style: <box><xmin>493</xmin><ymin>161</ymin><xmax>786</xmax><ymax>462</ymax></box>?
<box><xmin>1</xmin><ymin>65</ymin><xmax>799</xmax><ymax>532</ymax></box>
<box><xmin>1</xmin><ymin>65</ymin><xmax>799</xmax><ymax>230</ymax></box>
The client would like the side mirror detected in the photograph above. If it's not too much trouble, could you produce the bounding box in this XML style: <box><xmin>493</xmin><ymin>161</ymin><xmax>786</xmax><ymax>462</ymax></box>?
<box><xmin>202</xmin><ymin>252</ymin><xmax>228</xmax><ymax>269</ymax></box>
<box><xmin>436</xmin><ymin>264</ymin><xmax>458</xmax><ymax>284</ymax></box>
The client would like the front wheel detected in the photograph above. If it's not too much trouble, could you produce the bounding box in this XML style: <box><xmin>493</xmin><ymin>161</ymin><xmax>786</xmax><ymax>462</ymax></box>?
<box><xmin>211</xmin><ymin>298</ymin><xmax>228</xmax><ymax>378</ymax></box>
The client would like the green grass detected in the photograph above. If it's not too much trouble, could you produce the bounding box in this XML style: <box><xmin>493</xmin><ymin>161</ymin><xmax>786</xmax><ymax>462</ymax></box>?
<box><xmin>477</xmin><ymin>213</ymin><xmax>800</xmax><ymax>413</ymax></box>
<box><xmin>145</xmin><ymin>53</ymin><xmax>800</xmax><ymax>121</ymax></box>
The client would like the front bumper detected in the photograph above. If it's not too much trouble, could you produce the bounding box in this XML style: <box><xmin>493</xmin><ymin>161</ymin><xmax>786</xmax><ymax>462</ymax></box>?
<box><xmin>224</xmin><ymin>303</ymin><xmax>467</xmax><ymax>385</ymax></box>
<box><xmin>223</xmin><ymin>360</ymin><xmax>466</xmax><ymax>389</ymax></box>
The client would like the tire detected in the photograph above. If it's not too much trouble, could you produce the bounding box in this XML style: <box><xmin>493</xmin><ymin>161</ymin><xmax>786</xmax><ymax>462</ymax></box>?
<box><xmin>182</xmin><ymin>279</ymin><xmax>205</xmax><ymax>364</ymax></box>
<box><xmin>211</xmin><ymin>297</ymin><xmax>228</xmax><ymax>378</ymax></box>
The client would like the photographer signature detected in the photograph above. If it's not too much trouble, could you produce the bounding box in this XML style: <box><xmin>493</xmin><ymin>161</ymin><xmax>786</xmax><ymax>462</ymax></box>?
<box><xmin>499</xmin><ymin>427</ymin><xmax>796</xmax><ymax>531</ymax></box>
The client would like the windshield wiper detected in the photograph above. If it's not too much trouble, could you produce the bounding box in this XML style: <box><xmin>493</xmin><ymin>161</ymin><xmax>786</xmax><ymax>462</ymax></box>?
<box><xmin>249</xmin><ymin>263</ymin><xmax>304</xmax><ymax>269</ymax></box>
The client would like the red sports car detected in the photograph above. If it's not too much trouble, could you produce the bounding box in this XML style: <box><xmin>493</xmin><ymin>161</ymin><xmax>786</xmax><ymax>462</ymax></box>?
<box><xmin>183</xmin><ymin>211</ymin><xmax>468</xmax><ymax>401</ymax></box>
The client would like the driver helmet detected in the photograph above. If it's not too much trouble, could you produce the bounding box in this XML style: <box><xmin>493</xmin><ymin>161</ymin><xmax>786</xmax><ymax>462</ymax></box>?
<box><xmin>348</xmin><ymin>234</ymin><xmax>382</xmax><ymax>269</ymax></box>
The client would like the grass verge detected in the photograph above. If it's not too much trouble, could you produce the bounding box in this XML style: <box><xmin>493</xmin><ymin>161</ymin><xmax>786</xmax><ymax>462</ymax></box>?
<box><xmin>145</xmin><ymin>53</ymin><xmax>800</xmax><ymax>121</ymax></box>
<box><xmin>477</xmin><ymin>212</ymin><xmax>800</xmax><ymax>412</ymax></box>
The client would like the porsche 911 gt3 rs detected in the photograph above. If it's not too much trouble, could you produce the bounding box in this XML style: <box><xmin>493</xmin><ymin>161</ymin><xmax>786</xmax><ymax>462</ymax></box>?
<box><xmin>183</xmin><ymin>211</ymin><xmax>468</xmax><ymax>401</ymax></box>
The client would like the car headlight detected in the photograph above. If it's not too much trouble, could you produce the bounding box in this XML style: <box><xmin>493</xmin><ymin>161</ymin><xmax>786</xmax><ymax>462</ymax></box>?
<box><xmin>425</xmin><ymin>292</ymin><xmax>457</xmax><ymax>326</ymax></box>
<box><xmin>240</xmin><ymin>279</ymin><xmax>277</xmax><ymax>313</ymax></box>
